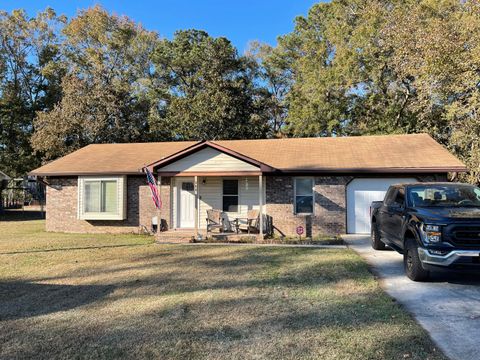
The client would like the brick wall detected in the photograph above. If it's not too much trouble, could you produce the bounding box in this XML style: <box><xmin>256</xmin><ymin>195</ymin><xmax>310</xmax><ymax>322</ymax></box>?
<box><xmin>45</xmin><ymin>173</ymin><xmax>447</xmax><ymax>235</ymax></box>
<box><xmin>266</xmin><ymin>174</ymin><xmax>447</xmax><ymax>237</ymax></box>
<box><xmin>159</xmin><ymin>176</ymin><xmax>172</xmax><ymax>229</ymax></box>
<box><xmin>46</xmin><ymin>176</ymin><xmax>171</xmax><ymax>233</ymax></box>
<box><xmin>265</xmin><ymin>176</ymin><xmax>352</xmax><ymax>237</ymax></box>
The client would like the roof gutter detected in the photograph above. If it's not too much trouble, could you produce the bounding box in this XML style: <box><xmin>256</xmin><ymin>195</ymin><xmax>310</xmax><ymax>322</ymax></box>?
<box><xmin>28</xmin><ymin>171</ymin><xmax>144</xmax><ymax>177</ymax></box>
<box><xmin>28</xmin><ymin>166</ymin><xmax>467</xmax><ymax>177</ymax></box>
<box><xmin>274</xmin><ymin>167</ymin><xmax>468</xmax><ymax>174</ymax></box>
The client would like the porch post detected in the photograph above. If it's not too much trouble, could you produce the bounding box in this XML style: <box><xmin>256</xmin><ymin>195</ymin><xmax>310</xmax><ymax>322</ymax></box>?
<box><xmin>157</xmin><ymin>175</ymin><xmax>162</xmax><ymax>235</ymax></box>
<box><xmin>194</xmin><ymin>175</ymin><xmax>199</xmax><ymax>238</ymax></box>
<box><xmin>259</xmin><ymin>174</ymin><xmax>263</xmax><ymax>239</ymax></box>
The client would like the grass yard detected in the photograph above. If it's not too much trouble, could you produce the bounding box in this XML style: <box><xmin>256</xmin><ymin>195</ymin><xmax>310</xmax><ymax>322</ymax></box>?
<box><xmin>0</xmin><ymin>218</ymin><xmax>445</xmax><ymax>359</ymax></box>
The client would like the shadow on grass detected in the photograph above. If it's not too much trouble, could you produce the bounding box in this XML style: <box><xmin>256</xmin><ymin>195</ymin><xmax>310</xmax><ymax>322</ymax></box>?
<box><xmin>0</xmin><ymin>243</ymin><xmax>150</xmax><ymax>255</ymax></box>
<box><xmin>142</xmin><ymin>294</ymin><xmax>408</xmax><ymax>339</ymax></box>
<box><xmin>0</xmin><ymin>210</ymin><xmax>45</xmax><ymax>221</ymax></box>
<box><xmin>0</xmin><ymin>281</ymin><xmax>115</xmax><ymax>321</ymax></box>
<box><xmin>36</xmin><ymin>247</ymin><xmax>369</xmax><ymax>298</ymax></box>
<box><xmin>43</xmin><ymin>289</ymin><xmax>437</xmax><ymax>359</ymax></box>
<box><xmin>0</xmin><ymin>245</ymin><xmax>444</xmax><ymax>359</ymax></box>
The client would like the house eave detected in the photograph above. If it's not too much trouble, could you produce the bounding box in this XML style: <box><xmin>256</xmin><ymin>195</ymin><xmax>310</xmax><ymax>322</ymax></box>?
<box><xmin>29</xmin><ymin>166</ymin><xmax>467</xmax><ymax>178</ymax></box>
<box><xmin>28</xmin><ymin>171</ymin><xmax>144</xmax><ymax>177</ymax></box>
<box><xmin>156</xmin><ymin>171</ymin><xmax>264</xmax><ymax>177</ymax></box>
<box><xmin>274</xmin><ymin>167</ymin><xmax>468</xmax><ymax>174</ymax></box>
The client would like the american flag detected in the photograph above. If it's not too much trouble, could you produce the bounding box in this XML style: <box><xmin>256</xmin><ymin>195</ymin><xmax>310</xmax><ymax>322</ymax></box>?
<box><xmin>144</xmin><ymin>167</ymin><xmax>161</xmax><ymax>209</ymax></box>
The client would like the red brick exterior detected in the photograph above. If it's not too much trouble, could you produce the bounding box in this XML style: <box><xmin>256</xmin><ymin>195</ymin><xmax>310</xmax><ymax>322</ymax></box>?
<box><xmin>265</xmin><ymin>174</ymin><xmax>447</xmax><ymax>237</ymax></box>
<box><xmin>45</xmin><ymin>173</ymin><xmax>446</xmax><ymax>236</ymax></box>
<box><xmin>159</xmin><ymin>176</ymin><xmax>172</xmax><ymax>230</ymax></box>
<box><xmin>45</xmin><ymin>176</ymin><xmax>171</xmax><ymax>233</ymax></box>
<box><xmin>265</xmin><ymin>176</ymin><xmax>351</xmax><ymax>237</ymax></box>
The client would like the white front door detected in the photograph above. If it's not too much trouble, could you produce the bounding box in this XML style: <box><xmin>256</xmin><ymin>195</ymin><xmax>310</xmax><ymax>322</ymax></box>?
<box><xmin>346</xmin><ymin>178</ymin><xmax>417</xmax><ymax>234</ymax></box>
<box><xmin>177</xmin><ymin>179</ymin><xmax>195</xmax><ymax>228</ymax></box>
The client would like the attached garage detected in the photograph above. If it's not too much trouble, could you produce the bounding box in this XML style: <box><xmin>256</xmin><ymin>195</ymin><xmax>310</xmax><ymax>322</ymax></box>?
<box><xmin>346</xmin><ymin>178</ymin><xmax>417</xmax><ymax>234</ymax></box>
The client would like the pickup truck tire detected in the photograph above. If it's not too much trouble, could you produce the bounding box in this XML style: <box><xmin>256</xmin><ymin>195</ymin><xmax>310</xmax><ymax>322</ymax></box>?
<box><xmin>404</xmin><ymin>239</ymin><xmax>430</xmax><ymax>281</ymax></box>
<box><xmin>371</xmin><ymin>222</ymin><xmax>386</xmax><ymax>250</ymax></box>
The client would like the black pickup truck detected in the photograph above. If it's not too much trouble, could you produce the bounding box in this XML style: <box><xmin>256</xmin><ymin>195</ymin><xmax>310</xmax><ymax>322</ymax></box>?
<box><xmin>370</xmin><ymin>182</ymin><xmax>480</xmax><ymax>281</ymax></box>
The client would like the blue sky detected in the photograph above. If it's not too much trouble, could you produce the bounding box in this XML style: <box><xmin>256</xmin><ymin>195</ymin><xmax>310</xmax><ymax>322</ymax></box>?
<box><xmin>2</xmin><ymin>0</ymin><xmax>321</xmax><ymax>52</ymax></box>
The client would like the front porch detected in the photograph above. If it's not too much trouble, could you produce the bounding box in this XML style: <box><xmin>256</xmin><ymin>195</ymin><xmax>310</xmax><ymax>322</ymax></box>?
<box><xmin>147</xmin><ymin>141</ymin><xmax>277</xmax><ymax>243</ymax></box>
<box><xmin>155</xmin><ymin>174</ymin><xmax>270</xmax><ymax>242</ymax></box>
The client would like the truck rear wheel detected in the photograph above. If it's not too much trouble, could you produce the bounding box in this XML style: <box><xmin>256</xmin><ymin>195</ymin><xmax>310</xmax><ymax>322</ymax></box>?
<box><xmin>371</xmin><ymin>222</ymin><xmax>386</xmax><ymax>250</ymax></box>
<box><xmin>404</xmin><ymin>239</ymin><xmax>430</xmax><ymax>282</ymax></box>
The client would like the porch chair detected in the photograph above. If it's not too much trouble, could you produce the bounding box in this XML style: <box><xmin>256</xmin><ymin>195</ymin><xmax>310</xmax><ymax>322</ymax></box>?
<box><xmin>233</xmin><ymin>209</ymin><xmax>260</xmax><ymax>234</ymax></box>
<box><xmin>206</xmin><ymin>209</ymin><xmax>236</xmax><ymax>235</ymax></box>
<box><xmin>220</xmin><ymin>212</ymin><xmax>235</xmax><ymax>233</ymax></box>
<box><xmin>206</xmin><ymin>209</ymin><xmax>223</xmax><ymax>234</ymax></box>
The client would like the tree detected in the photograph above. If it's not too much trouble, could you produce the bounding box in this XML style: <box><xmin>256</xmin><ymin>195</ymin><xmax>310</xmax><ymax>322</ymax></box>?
<box><xmin>0</xmin><ymin>8</ymin><xmax>65</xmax><ymax>176</ymax></box>
<box><xmin>277</xmin><ymin>0</ymin><xmax>417</xmax><ymax>137</ymax></box>
<box><xmin>32</xmin><ymin>16</ymin><xmax>270</xmax><ymax>160</ymax></box>
<box><xmin>32</xmin><ymin>6</ymin><xmax>159</xmax><ymax>160</ymax></box>
<box><xmin>247</xmin><ymin>41</ymin><xmax>291</xmax><ymax>137</ymax></box>
<box><xmin>152</xmin><ymin>30</ymin><xmax>269</xmax><ymax>140</ymax></box>
<box><xmin>386</xmin><ymin>0</ymin><xmax>480</xmax><ymax>183</ymax></box>
<box><xmin>275</xmin><ymin>0</ymin><xmax>480</xmax><ymax>182</ymax></box>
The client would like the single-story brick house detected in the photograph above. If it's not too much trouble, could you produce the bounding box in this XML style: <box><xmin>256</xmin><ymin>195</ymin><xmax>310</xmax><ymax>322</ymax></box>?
<box><xmin>30</xmin><ymin>134</ymin><xmax>467</xmax><ymax>239</ymax></box>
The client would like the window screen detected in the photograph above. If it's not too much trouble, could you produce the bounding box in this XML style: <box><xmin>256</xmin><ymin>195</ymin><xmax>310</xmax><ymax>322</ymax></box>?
<box><xmin>295</xmin><ymin>178</ymin><xmax>314</xmax><ymax>214</ymax></box>
<box><xmin>85</xmin><ymin>181</ymin><xmax>101</xmax><ymax>212</ymax></box>
<box><xmin>84</xmin><ymin>180</ymin><xmax>118</xmax><ymax>213</ymax></box>
<box><xmin>223</xmin><ymin>180</ymin><xmax>238</xmax><ymax>212</ymax></box>
<box><xmin>181</xmin><ymin>182</ymin><xmax>194</xmax><ymax>191</ymax></box>
<box><xmin>102</xmin><ymin>181</ymin><xmax>118</xmax><ymax>212</ymax></box>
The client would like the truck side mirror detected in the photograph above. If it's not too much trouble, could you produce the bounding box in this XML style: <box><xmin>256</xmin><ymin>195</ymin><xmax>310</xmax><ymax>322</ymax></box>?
<box><xmin>391</xmin><ymin>202</ymin><xmax>403</xmax><ymax>209</ymax></box>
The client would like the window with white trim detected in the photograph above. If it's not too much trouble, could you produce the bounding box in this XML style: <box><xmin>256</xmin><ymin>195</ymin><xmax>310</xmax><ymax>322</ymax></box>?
<box><xmin>78</xmin><ymin>176</ymin><xmax>126</xmax><ymax>220</ymax></box>
<box><xmin>294</xmin><ymin>178</ymin><xmax>314</xmax><ymax>214</ymax></box>
<box><xmin>223</xmin><ymin>179</ymin><xmax>239</xmax><ymax>212</ymax></box>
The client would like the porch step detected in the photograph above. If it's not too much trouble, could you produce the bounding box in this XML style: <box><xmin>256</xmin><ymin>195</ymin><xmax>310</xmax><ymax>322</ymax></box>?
<box><xmin>155</xmin><ymin>230</ymin><xmax>264</xmax><ymax>244</ymax></box>
<box><xmin>155</xmin><ymin>230</ymin><xmax>197</xmax><ymax>243</ymax></box>
<box><xmin>208</xmin><ymin>233</ymin><xmax>259</xmax><ymax>242</ymax></box>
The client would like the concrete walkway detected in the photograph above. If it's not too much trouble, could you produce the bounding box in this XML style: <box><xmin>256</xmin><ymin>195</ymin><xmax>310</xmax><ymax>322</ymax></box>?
<box><xmin>343</xmin><ymin>235</ymin><xmax>480</xmax><ymax>360</ymax></box>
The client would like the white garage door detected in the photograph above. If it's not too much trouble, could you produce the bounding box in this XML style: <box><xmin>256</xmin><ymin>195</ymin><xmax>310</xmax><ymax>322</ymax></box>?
<box><xmin>346</xmin><ymin>178</ymin><xmax>417</xmax><ymax>234</ymax></box>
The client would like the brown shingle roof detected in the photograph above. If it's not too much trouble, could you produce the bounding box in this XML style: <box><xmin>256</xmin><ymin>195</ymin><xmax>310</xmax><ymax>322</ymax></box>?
<box><xmin>30</xmin><ymin>141</ymin><xmax>197</xmax><ymax>176</ymax></box>
<box><xmin>30</xmin><ymin>134</ymin><xmax>467</xmax><ymax>176</ymax></box>
<box><xmin>212</xmin><ymin>134</ymin><xmax>467</xmax><ymax>172</ymax></box>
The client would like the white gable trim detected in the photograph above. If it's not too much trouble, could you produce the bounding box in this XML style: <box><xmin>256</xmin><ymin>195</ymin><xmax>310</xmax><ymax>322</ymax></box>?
<box><xmin>158</xmin><ymin>147</ymin><xmax>259</xmax><ymax>173</ymax></box>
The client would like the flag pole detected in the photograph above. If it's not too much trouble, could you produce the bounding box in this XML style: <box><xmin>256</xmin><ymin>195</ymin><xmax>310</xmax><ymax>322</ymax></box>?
<box><xmin>157</xmin><ymin>174</ymin><xmax>162</xmax><ymax>236</ymax></box>
<box><xmin>143</xmin><ymin>165</ymin><xmax>162</xmax><ymax>236</ymax></box>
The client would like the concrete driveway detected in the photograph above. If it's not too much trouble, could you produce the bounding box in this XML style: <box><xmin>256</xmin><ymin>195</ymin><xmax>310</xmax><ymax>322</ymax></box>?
<box><xmin>343</xmin><ymin>235</ymin><xmax>480</xmax><ymax>360</ymax></box>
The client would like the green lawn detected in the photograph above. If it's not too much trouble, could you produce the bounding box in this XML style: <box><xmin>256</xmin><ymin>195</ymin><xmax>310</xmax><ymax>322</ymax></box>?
<box><xmin>0</xmin><ymin>218</ymin><xmax>444</xmax><ymax>359</ymax></box>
